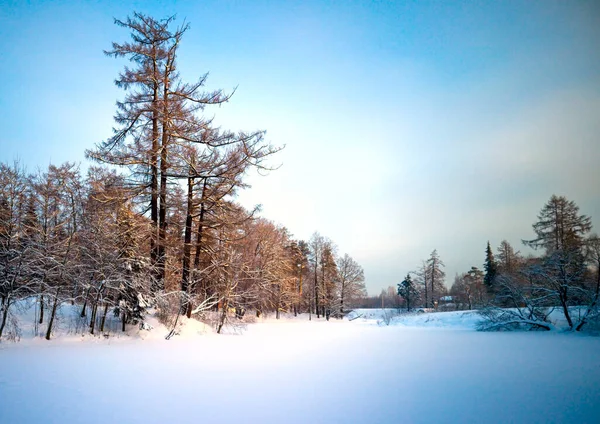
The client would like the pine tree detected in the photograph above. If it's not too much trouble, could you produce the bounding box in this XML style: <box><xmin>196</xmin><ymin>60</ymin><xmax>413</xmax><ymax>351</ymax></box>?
<box><xmin>397</xmin><ymin>273</ymin><xmax>418</xmax><ymax>311</ymax></box>
<box><xmin>483</xmin><ymin>241</ymin><xmax>497</xmax><ymax>290</ymax></box>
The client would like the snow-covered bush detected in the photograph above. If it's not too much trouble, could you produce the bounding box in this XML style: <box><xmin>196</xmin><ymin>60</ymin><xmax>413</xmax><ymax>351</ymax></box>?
<box><xmin>477</xmin><ymin>306</ymin><xmax>555</xmax><ymax>331</ymax></box>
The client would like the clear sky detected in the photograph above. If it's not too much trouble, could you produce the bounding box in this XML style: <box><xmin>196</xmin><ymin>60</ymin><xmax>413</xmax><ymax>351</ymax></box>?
<box><xmin>1</xmin><ymin>0</ymin><xmax>599</xmax><ymax>295</ymax></box>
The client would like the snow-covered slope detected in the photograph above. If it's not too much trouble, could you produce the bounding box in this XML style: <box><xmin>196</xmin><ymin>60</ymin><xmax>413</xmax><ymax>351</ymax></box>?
<box><xmin>2</xmin><ymin>298</ymin><xmax>215</xmax><ymax>344</ymax></box>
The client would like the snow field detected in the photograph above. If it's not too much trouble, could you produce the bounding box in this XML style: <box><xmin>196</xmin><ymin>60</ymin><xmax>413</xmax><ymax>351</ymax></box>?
<box><xmin>1</xmin><ymin>310</ymin><xmax>600</xmax><ymax>423</ymax></box>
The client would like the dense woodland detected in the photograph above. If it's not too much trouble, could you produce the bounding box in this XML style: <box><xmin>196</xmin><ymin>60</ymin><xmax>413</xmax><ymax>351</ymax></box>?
<box><xmin>0</xmin><ymin>14</ymin><xmax>367</xmax><ymax>340</ymax></box>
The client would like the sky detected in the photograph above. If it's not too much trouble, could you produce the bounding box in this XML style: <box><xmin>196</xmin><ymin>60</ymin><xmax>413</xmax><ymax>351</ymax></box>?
<box><xmin>1</xmin><ymin>0</ymin><xmax>599</xmax><ymax>295</ymax></box>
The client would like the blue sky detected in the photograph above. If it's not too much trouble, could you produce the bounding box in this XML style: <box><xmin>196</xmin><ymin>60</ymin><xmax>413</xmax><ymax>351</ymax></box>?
<box><xmin>1</xmin><ymin>0</ymin><xmax>599</xmax><ymax>294</ymax></box>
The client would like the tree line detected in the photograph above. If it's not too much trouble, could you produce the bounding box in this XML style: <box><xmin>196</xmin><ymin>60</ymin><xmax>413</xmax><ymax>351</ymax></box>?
<box><xmin>0</xmin><ymin>13</ymin><xmax>366</xmax><ymax>340</ymax></box>
<box><xmin>394</xmin><ymin>195</ymin><xmax>599</xmax><ymax>332</ymax></box>
<box><xmin>356</xmin><ymin>249</ymin><xmax>447</xmax><ymax>311</ymax></box>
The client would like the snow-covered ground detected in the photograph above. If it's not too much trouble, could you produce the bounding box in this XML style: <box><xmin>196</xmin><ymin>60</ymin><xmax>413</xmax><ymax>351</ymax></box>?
<box><xmin>1</xmin><ymin>308</ymin><xmax>600</xmax><ymax>423</ymax></box>
<box><xmin>348</xmin><ymin>308</ymin><xmax>483</xmax><ymax>329</ymax></box>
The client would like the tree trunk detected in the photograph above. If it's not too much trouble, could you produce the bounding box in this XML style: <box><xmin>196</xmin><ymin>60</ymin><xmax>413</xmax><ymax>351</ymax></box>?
<box><xmin>298</xmin><ymin>267</ymin><xmax>303</xmax><ymax>315</ymax></box>
<box><xmin>0</xmin><ymin>297</ymin><xmax>10</xmax><ymax>339</ymax></box>
<box><xmin>90</xmin><ymin>303</ymin><xmax>98</xmax><ymax>335</ymax></box>
<box><xmin>45</xmin><ymin>288</ymin><xmax>60</xmax><ymax>341</ymax></box>
<box><xmin>431</xmin><ymin>258</ymin><xmax>435</xmax><ymax>309</ymax></box>
<box><xmin>315</xmin><ymin>262</ymin><xmax>320</xmax><ymax>318</ymax></box>
<box><xmin>121</xmin><ymin>312</ymin><xmax>126</xmax><ymax>332</ymax></box>
<box><xmin>150</xmin><ymin>78</ymin><xmax>160</xmax><ymax>287</ymax></box>
<box><xmin>217</xmin><ymin>299</ymin><xmax>228</xmax><ymax>334</ymax></box>
<box><xmin>80</xmin><ymin>286</ymin><xmax>91</xmax><ymax>317</ymax></box>
<box><xmin>192</xmin><ymin>180</ymin><xmax>208</xmax><ymax>313</ymax></box>
<box><xmin>100</xmin><ymin>302</ymin><xmax>109</xmax><ymax>333</ymax></box>
<box><xmin>340</xmin><ymin>282</ymin><xmax>345</xmax><ymax>315</ymax></box>
<box><xmin>276</xmin><ymin>285</ymin><xmax>280</xmax><ymax>319</ymax></box>
<box><xmin>559</xmin><ymin>289</ymin><xmax>573</xmax><ymax>329</ymax></box>
<box><xmin>38</xmin><ymin>294</ymin><xmax>44</xmax><ymax>324</ymax></box>
<box><xmin>322</xmin><ymin>262</ymin><xmax>326</xmax><ymax>317</ymax></box>
<box><xmin>157</xmin><ymin>64</ymin><xmax>171</xmax><ymax>287</ymax></box>
<box><xmin>576</xmin><ymin>261</ymin><xmax>600</xmax><ymax>331</ymax></box>
<box><xmin>181</xmin><ymin>166</ymin><xmax>195</xmax><ymax>316</ymax></box>
<box><xmin>424</xmin><ymin>276</ymin><xmax>428</xmax><ymax>309</ymax></box>
<box><xmin>90</xmin><ymin>285</ymin><xmax>103</xmax><ymax>335</ymax></box>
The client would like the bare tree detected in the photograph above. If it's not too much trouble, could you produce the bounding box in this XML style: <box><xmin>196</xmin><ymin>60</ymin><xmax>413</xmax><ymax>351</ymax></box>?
<box><xmin>309</xmin><ymin>233</ymin><xmax>325</xmax><ymax>318</ymax></box>
<box><xmin>0</xmin><ymin>161</ymin><xmax>33</xmax><ymax>339</ymax></box>
<box><xmin>337</xmin><ymin>254</ymin><xmax>366</xmax><ymax>314</ymax></box>
<box><xmin>497</xmin><ymin>240</ymin><xmax>521</xmax><ymax>275</ymax></box>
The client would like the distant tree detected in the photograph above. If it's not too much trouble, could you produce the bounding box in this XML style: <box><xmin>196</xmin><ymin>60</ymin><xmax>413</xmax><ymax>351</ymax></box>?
<box><xmin>466</xmin><ymin>267</ymin><xmax>486</xmax><ymax>307</ymax></box>
<box><xmin>397</xmin><ymin>273</ymin><xmax>418</xmax><ymax>311</ymax></box>
<box><xmin>450</xmin><ymin>267</ymin><xmax>485</xmax><ymax>310</ymax></box>
<box><xmin>320</xmin><ymin>241</ymin><xmax>338</xmax><ymax>319</ymax></box>
<box><xmin>309</xmin><ymin>233</ymin><xmax>325</xmax><ymax>318</ymax></box>
<box><xmin>480</xmin><ymin>196</ymin><xmax>596</xmax><ymax>332</ymax></box>
<box><xmin>413</xmin><ymin>261</ymin><xmax>428</xmax><ymax>308</ymax></box>
<box><xmin>483</xmin><ymin>241</ymin><xmax>497</xmax><ymax>291</ymax></box>
<box><xmin>336</xmin><ymin>254</ymin><xmax>366</xmax><ymax>314</ymax></box>
<box><xmin>524</xmin><ymin>195</ymin><xmax>592</xmax><ymax>329</ymax></box>
<box><xmin>496</xmin><ymin>240</ymin><xmax>520</xmax><ymax>274</ymax></box>
<box><xmin>426</xmin><ymin>250</ymin><xmax>445</xmax><ymax>308</ymax></box>
<box><xmin>450</xmin><ymin>273</ymin><xmax>472</xmax><ymax>310</ymax></box>
<box><xmin>249</xmin><ymin>220</ymin><xmax>295</xmax><ymax>320</ymax></box>
<box><xmin>288</xmin><ymin>240</ymin><xmax>309</xmax><ymax>316</ymax></box>
<box><xmin>524</xmin><ymin>195</ymin><xmax>592</xmax><ymax>254</ymax></box>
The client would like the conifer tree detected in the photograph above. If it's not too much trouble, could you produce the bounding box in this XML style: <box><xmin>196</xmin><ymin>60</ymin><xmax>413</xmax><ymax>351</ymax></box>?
<box><xmin>483</xmin><ymin>241</ymin><xmax>497</xmax><ymax>290</ymax></box>
<box><xmin>397</xmin><ymin>273</ymin><xmax>418</xmax><ymax>311</ymax></box>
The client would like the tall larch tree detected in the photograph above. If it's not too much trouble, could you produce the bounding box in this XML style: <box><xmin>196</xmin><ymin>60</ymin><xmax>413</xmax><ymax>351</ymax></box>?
<box><xmin>426</xmin><ymin>249</ymin><xmax>445</xmax><ymax>308</ymax></box>
<box><xmin>524</xmin><ymin>195</ymin><xmax>592</xmax><ymax>329</ymax></box>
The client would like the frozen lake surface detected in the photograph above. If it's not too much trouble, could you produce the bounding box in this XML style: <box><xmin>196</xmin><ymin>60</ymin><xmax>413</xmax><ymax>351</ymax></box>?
<box><xmin>1</xmin><ymin>313</ymin><xmax>599</xmax><ymax>423</ymax></box>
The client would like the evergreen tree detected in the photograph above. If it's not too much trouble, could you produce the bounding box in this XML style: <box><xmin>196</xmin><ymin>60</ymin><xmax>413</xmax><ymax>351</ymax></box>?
<box><xmin>397</xmin><ymin>273</ymin><xmax>418</xmax><ymax>311</ymax></box>
<box><xmin>483</xmin><ymin>241</ymin><xmax>497</xmax><ymax>290</ymax></box>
